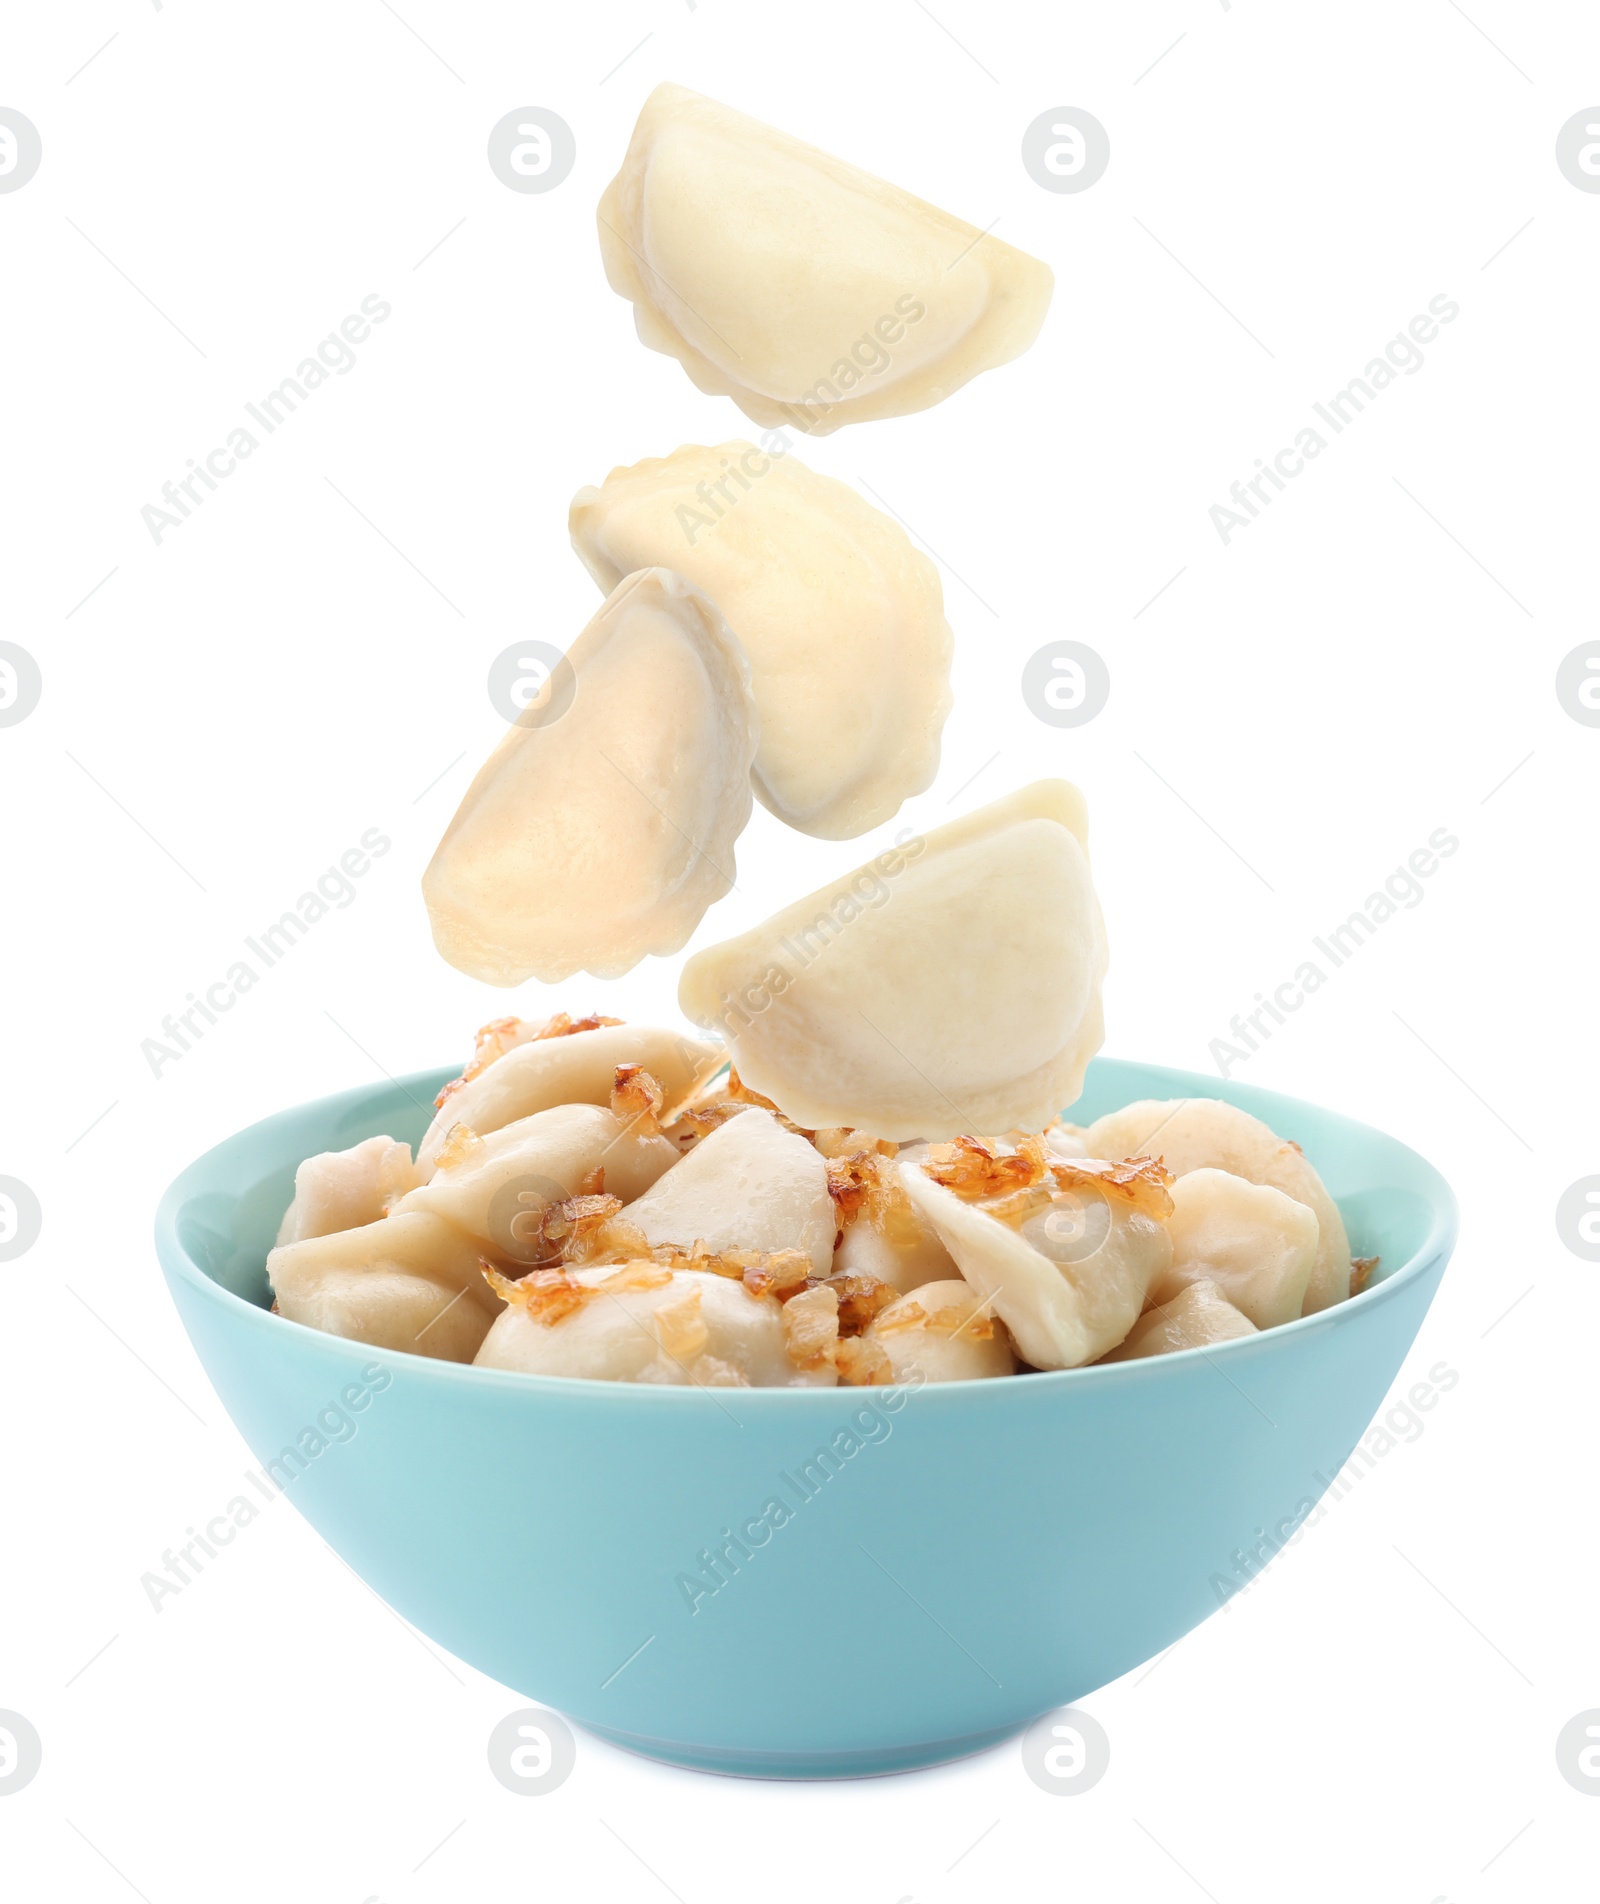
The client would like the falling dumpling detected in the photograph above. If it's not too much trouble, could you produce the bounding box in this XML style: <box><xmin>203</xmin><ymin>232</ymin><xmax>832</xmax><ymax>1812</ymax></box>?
<box><xmin>598</xmin><ymin>84</ymin><xmax>1054</xmax><ymax>433</ymax></box>
<box><xmin>1085</xmin><ymin>1098</ymin><xmax>1352</xmax><ymax>1313</ymax></box>
<box><xmin>570</xmin><ymin>443</ymin><xmax>953</xmax><ymax>839</ymax></box>
<box><xmin>397</xmin><ymin>1103</ymin><xmax>678</xmax><ymax>1259</ymax></box>
<box><xmin>677</xmin><ymin>781</ymin><xmax>1108</xmax><ymax>1140</ymax></box>
<box><xmin>422</xmin><ymin>568</ymin><xmax>758</xmax><ymax>985</ymax></box>
<box><xmin>618</xmin><ymin>1107</ymin><xmax>835</xmax><ymax>1274</ymax></box>
<box><xmin>268</xmin><ymin>1211</ymin><xmax>502</xmax><ymax>1363</ymax></box>
<box><xmin>861</xmin><ymin>1279</ymin><xmax>1017</xmax><ymax>1383</ymax></box>
<box><xmin>275</xmin><ymin>1135</ymin><xmax>422</xmax><ymax>1245</ymax></box>
<box><xmin>1153</xmin><ymin>1168</ymin><xmax>1318</xmax><ymax>1329</ymax></box>
<box><xmin>901</xmin><ymin>1154</ymin><xmax>1173</xmax><ymax>1370</ymax></box>
<box><xmin>474</xmin><ymin>1260</ymin><xmax>834</xmax><ymax>1387</ymax></box>
<box><xmin>420</xmin><ymin>1018</ymin><xmax>725</xmax><ymax>1171</ymax></box>
<box><xmin>1101</xmin><ymin>1280</ymin><xmax>1258</xmax><ymax>1362</ymax></box>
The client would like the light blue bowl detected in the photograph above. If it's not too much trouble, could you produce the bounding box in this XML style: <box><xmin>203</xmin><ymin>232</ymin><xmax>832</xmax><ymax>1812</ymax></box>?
<box><xmin>155</xmin><ymin>1057</ymin><xmax>1455</xmax><ymax>1779</ymax></box>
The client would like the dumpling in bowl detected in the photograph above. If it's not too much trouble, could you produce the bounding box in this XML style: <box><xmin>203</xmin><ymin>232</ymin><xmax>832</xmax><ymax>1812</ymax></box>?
<box><xmin>1085</xmin><ymin>1098</ymin><xmax>1351</xmax><ymax>1313</ymax></box>
<box><xmin>618</xmin><ymin>1107</ymin><xmax>835</xmax><ymax>1274</ymax></box>
<box><xmin>397</xmin><ymin>1103</ymin><xmax>677</xmax><ymax>1263</ymax></box>
<box><xmin>900</xmin><ymin>1151</ymin><xmax>1173</xmax><ymax>1370</ymax></box>
<box><xmin>420</xmin><ymin>1018</ymin><xmax>724</xmax><ymax>1171</ymax></box>
<box><xmin>1152</xmin><ymin>1168</ymin><xmax>1318</xmax><ymax>1329</ymax></box>
<box><xmin>423</xmin><ymin>567</ymin><xmax>758</xmax><ymax>985</ymax></box>
<box><xmin>474</xmin><ymin>1260</ymin><xmax>835</xmax><ymax>1387</ymax></box>
<box><xmin>856</xmin><ymin>1279</ymin><xmax>1017</xmax><ymax>1383</ymax></box>
<box><xmin>598</xmin><ymin>85</ymin><xmax>1053</xmax><ymax>433</ymax></box>
<box><xmin>275</xmin><ymin>1135</ymin><xmax>422</xmax><ymax>1244</ymax></box>
<box><xmin>268</xmin><ymin>1211</ymin><xmax>502</xmax><ymax>1363</ymax></box>
<box><xmin>570</xmin><ymin>443</ymin><xmax>953</xmax><ymax>839</ymax></box>
<box><xmin>1101</xmin><ymin>1279</ymin><xmax>1258</xmax><ymax>1362</ymax></box>
<box><xmin>678</xmin><ymin>781</ymin><xmax>1108</xmax><ymax>1140</ymax></box>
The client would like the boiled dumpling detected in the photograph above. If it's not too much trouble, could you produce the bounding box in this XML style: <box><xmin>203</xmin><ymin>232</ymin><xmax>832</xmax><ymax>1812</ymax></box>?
<box><xmin>1152</xmin><ymin>1168</ymin><xmax>1317</xmax><ymax>1328</ymax></box>
<box><xmin>570</xmin><ymin>443</ymin><xmax>952</xmax><ymax>839</ymax></box>
<box><xmin>832</xmin><ymin>1204</ymin><xmax>956</xmax><ymax>1294</ymax></box>
<box><xmin>1085</xmin><ymin>1098</ymin><xmax>1351</xmax><ymax>1313</ymax></box>
<box><xmin>678</xmin><ymin>781</ymin><xmax>1108</xmax><ymax>1139</ymax></box>
<box><xmin>598</xmin><ymin>85</ymin><xmax>1053</xmax><ymax>432</ymax></box>
<box><xmin>422</xmin><ymin>568</ymin><xmax>758</xmax><ymax>985</ymax></box>
<box><xmin>618</xmin><ymin>1107</ymin><xmax>834</xmax><ymax>1274</ymax></box>
<box><xmin>268</xmin><ymin>1211</ymin><xmax>502</xmax><ymax>1363</ymax></box>
<box><xmin>901</xmin><ymin>1156</ymin><xmax>1173</xmax><ymax>1370</ymax></box>
<box><xmin>1101</xmin><ymin>1279</ymin><xmax>1258</xmax><ymax>1362</ymax></box>
<box><xmin>420</xmin><ymin>1019</ymin><xmax>724</xmax><ymax>1171</ymax></box>
<box><xmin>473</xmin><ymin>1260</ymin><xmax>834</xmax><ymax>1387</ymax></box>
<box><xmin>861</xmin><ymin>1279</ymin><xmax>1017</xmax><ymax>1383</ymax></box>
<box><xmin>275</xmin><ymin>1135</ymin><xmax>422</xmax><ymax>1244</ymax></box>
<box><xmin>397</xmin><ymin>1103</ymin><xmax>677</xmax><ymax>1262</ymax></box>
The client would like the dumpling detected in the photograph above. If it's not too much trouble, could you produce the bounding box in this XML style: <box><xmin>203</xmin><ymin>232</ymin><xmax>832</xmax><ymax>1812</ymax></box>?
<box><xmin>860</xmin><ymin>1279</ymin><xmax>1017</xmax><ymax>1383</ymax></box>
<box><xmin>1085</xmin><ymin>1098</ymin><xmax>1351</xmax><ymax>1313</ymax></box>
<box><xmin>420</xmin><ymin>1019</ymin><xmax>725</xmax><ymax>1171</ymax></box>
<box><xmin>1101</xmin><ymin>1280</ymin><xmax>1258</xmax><ymax>1362</ymax></box>
<box><xmin>598</xmin><ymin>85</ymin><xmax>1053</xmax><ymax>433</ymax></box>
<box><xmin>569</xmin><ymin>443</ymin><xmax>953</xmax><ymax>839</ymax></box>
<box><xmin>677</xmin><ymin>781</ymin><xmax>1108</xmax><ymax>1140</ymax></box>
<box><xmin>901</xmin><ymin>1155</ymin><xmax>1173</xmax><ymax>1370</ymax></box>
<box><xmin>832</xmin><ymin>1205</ymin><xmax>956</xmax><ymax>1294</ymax></box>
<box><xmin>275</xmin><ymin>1135</ymin><xmax>422</xmax><ymax>1244</ymax></box>
<box><xmin>473</xmin><ymin>1260</ymin><xmax>834</xmax><ymax>1387</ymax></box>
<box><xmin>422</xmin><ymin>568</ymin><xmax>758</xmax><ymax>985</ymax></box>
<box><xmin>397</xmin><ymin>1103</ymin><xmax>678</xmax><ymax>1262</ymax></box>
<box><xmin>618</xmin><ymin>1107</ymin><xmax>834</xmax><ymax>1274</ymax></box>
<box><xmin>268</xmin><ymin>1211</ymin><xmax>502</xmax><ymax>1363</ymax></box>
<box><xmin>1152</xmin><ymin>1168</ymin><xmax>1318</xmax><ymax>1329</ymax></box>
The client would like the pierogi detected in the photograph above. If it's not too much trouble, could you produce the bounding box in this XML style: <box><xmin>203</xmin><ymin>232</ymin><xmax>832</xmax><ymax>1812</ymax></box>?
<box><xmin>597</xmin><ymin>85</ymin><xmax>1054</xmax><ymax>433</ymax></box>
<box><xmin>861</xmin><ymin>1280</ymin><xmax>1017</xmax><ymax>1384</ymax></box>
<box><xmin>1153</xmin><ymin>1168</ymin><xmax>1318</xmax><ymax>1329</ymax></box>
<box><xmin>473</xmin><ymin>1261</ymin><xmax>835</xmax><ymax>1388</ymax></box>
<box><xmin>423</xmin><ymin>568</ymin><xmax>758</xmax><ymax>985</ymax></box>
<box><xmin>1100</xmin><ymin>1279</ymin><xmax>1258</xmax><ymax>1363</ymax></box>
<box><xmin>421</xmin><ymin>1018</ymin><xmax>724</xmax><ymax>1171</ymax></box>
<box><xmin>677</xmin><ymin>781</ymin><xmax>1108</xmax><ymax>1140</ymax></box>
<box><xmin>276</xmin><ymin>1135</ymin><xmax>422</xmax><ymax>1245</ymax></box>
<box><xmin>570</xmin><ymin>443</ymin><xmax>953</xmax><ymax>839</ymax></box>
<box><xmin>1085</xmin><ymin>1098</ymin><xmax>1352</xmax><ymax>1313</ymax></box>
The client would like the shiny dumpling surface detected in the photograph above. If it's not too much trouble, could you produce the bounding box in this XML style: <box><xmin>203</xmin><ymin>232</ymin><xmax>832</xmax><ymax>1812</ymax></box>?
<box><xmin>863</xmin><ymin>1279</ymin><xmax>1017</xmax><ymax>1383</ymax></box>
<box><xmin>268</xmin><ymin>1210</ymin><xmax>502</xmax><ymax>1363</ymax></box>
<box><xmin>275</xmin><ymin>1135</ymin><xmax>422</xmax><ymax>1245</ymax></box>
<box><xmin>1085</xmin><ymin>1098</ymin><xmax>1352</xmax><ymax>1313</ymax></box>
<box><xmin>419</xmin><ymin>1021</ymin><xmax>724</xmax><ymax>1172</ymax></box>
<box><xmin>618</xmin><ymin>1107</ymin><xmax>835</xmax><ymax>1274</ymax></box>
<box><xmin>473</xmin><ymin>1262</ymin><xmax>835</xmax><ymax>1387</ymax></box>
<box><xmin>900</xmin><ymin>1158</ymin><xmax>1172</xmax><ymax>1370</ymax></box>
<box><xmin>677</xmin><ymin>782</ymin><xmax>1108</xmax><ymax>1140</ymax></box>
<box><xmin>1100</xmin><ymin>1279</ymin><xmax>1257</xmax><ymax>1362</ymax></box>
<box><xmin>597</xmin><ymin>84</ymin><xmax>1054</xmax><ymax>433</ymax></box>
<box><xmin>1153</xmin><ymin>1168</ymin><xmax>1318</xmax><ymax>1329</ymax></box>
<box><xmin>422</xmin><ymin>568</ymin><xmax>758</xmax><ymax>985</ymax></box>
<box><xmin>570</xmin><ymin>443</ymin><xmax>952</xmax><ymax>839</ymax></box>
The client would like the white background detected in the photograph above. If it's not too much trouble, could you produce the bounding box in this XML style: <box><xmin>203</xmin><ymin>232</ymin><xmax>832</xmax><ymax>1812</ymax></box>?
<box><xmin>2</xmin><ymin>1</ymin><xmax>1597</xmax><ymax>1898</ymax></box>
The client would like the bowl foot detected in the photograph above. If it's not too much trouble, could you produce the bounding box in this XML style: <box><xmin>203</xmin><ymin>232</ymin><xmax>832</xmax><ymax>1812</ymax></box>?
<box><xmin>576</xmin><ymin>1717</ymin><xmax>1028</xmax><ymax>1780</ymax></box>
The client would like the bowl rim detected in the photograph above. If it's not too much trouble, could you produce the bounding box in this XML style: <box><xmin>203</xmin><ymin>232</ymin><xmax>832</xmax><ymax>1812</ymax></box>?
<box><xmin>154</xmin><ymin>1053</ymin><xmax>1459</xmax><ymax>1406</ymax></box>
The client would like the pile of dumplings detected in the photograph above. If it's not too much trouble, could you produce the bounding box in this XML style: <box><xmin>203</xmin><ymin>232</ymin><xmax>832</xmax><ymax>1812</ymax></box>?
<box><xmin>423</xmin><ymin>83</ymin><xmax>1054</xmax><ymax>987</ymax></box>
<box><xmin>266</xmin><ymin>1014</ymin><xmax>1372</xmax><ymax>1387</ymax></box>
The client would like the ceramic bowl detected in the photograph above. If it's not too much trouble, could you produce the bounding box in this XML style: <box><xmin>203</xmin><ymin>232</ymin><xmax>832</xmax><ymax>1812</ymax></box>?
<box><xmin>154</xmin><ymin>1057</ymin><xmax>1456</xmax><ymax>1778</ymax></box>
